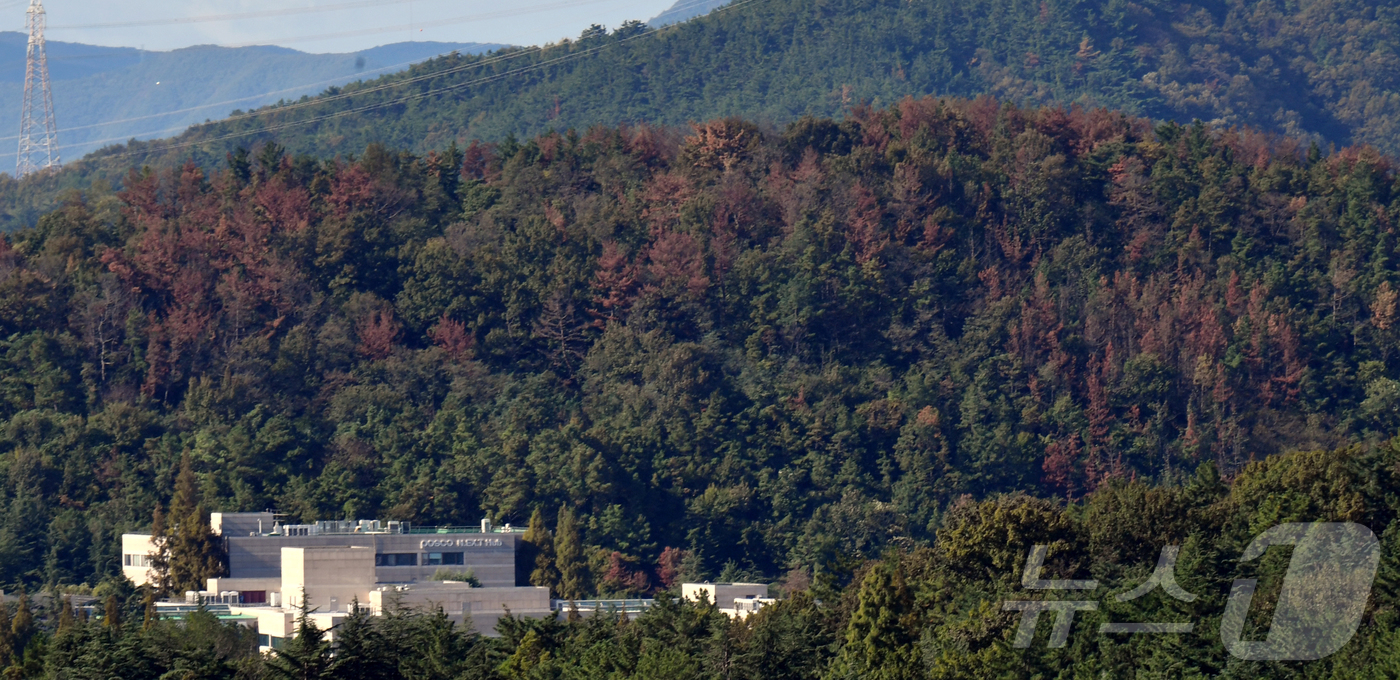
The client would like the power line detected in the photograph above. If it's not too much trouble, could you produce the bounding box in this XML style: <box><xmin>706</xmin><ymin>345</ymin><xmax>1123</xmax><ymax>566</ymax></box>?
<box><xmin>218</xmin><ymin>0</ymin><xmax>640</xmax><ymax>48</ymax></box>
<box><xmin>1</xmin><ymin>0</ymin><xmax>771</xmax><ymax>165</ymax></box>
<box><xmin>0</xmin><ymin>1</ymin><xmax>627</xmax><ymax>144</ymax></box>
<box><xmin>159</xmin><ymin>46</ymin><xmax>548</xmax><ymax>130</ymax></box>
<box><xmin>0</xmin><ymin>44</ymin><xmax>549</xmax><ymax>156</ymax></box>
<box><xmin>88</xmin><ymin>0</ymin><xmax>771</xmax><ymax>163</ymax></box>
<box><xmin>0</xmin><ymin>48</ymin><xmax>482</xmax><ymax>143</ymax></box>
<box><xmin>45</xmin><ymin>0</ymin><xmax>634</xmax><ymax>42</ymax></box>
<box><xmin>0</xmin><ymin>43</ymin><xmax>549</xmax><ymax>157</ymax></box>
<box><xmin>49</xmin><ymin>0</ymin><xmax>432</xmax><ymax>30</ymax></box>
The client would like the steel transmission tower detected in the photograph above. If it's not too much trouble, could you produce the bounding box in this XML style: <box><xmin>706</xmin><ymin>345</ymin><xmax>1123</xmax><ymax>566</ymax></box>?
<box><xmin>16</xmin><ymin>0</ymin><xmax>58</xmax><ymax>178</ymax></box>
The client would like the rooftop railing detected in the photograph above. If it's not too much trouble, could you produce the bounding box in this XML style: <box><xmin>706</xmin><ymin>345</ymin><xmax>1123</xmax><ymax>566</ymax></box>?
<box><xmin>255</xmin><ymin>522</ymin><xmax>528</xmax><ymax>537</ymax></box>
<box><xmin>551</xmin><ymin>599</ymin><xmax>655</xmax><ymax>613</ymax></box>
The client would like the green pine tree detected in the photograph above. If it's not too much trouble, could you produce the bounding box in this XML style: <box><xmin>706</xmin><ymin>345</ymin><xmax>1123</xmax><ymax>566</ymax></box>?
<box><xmin>554</xmin><ymin>507</ymin><xmax>589</xmax><ymax>601</ymax></box>
<box><xmin>148</xmin><ymin>505</ymin><xmax>172</xmax><ymax>596</ymax></box>
<box><xmin>163</xmin><ymin>455</ymin><xmax>227</xmax><ymax>594</ymax></box>
<box><xmin>141</xmin><ymin>589</ymin><xmax>156</xmax><ymax>631</ymax></box>
<box><xmin>10</xmin><ymin>592</ymin><xmax>33</xmax><ymax>658</ymax></box>
<box><xmin>824</xmin><ymin>560</ymin><xmax>921</xmax><ymax>680</ymax></box>
<box><xmin>265</xmin><ymin>601</ymin><xmax>332</xmax><ymax>680</ymax></box>
<box><xmin>522</xmin><ymin>508</ymin><xmax>558</xmax><ymax>593</ymax></box>
<box><xmin>102</xmin><ymin>594</ymin><xmax>120</xmax><ymax>629</ymax></box>
<box><xmin>0</xmin><ymin>601</ymin><xmax>12</xmax><ymax>665</ymax></box>
<box><xmin>56</xmin><ymin>595</ymin><xmax>74</xmax><ymax>634</ymax></box>
<box><xmin>326</xmin><ymin>599</ymin><xmax>394</xmax><ymax>680</ymax></box>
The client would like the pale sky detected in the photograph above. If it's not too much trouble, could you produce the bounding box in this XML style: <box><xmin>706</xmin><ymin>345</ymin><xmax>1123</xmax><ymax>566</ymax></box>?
<box><xmin>11</xmin><ymin>0</ymin><xmax>680</xmax><ymax>53</ymax></box>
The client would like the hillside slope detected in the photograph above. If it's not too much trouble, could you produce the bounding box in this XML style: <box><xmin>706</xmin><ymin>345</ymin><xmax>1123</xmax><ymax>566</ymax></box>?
<box><xmin>2</xmin><ymin>99</ymin><xmax>1398</xmax><ymax>593</ymax></box>
<box><xmin>4</xmin><ymin>0</ymin><xmax>1400</xmax><ymax>228</ymax></box>
<box><xmin>648</xmin><ymin>0</ymin><xmax>733</xmax><ymax>26</ymax></box>
<box><xmin>0</xmin><ymin>34</ymin><xmax>501</xmax><ymax>161</ymax></box>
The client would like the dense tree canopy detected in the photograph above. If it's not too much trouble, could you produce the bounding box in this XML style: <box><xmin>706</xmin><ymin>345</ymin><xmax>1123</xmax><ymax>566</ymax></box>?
<box><xmin>8</xmin><ymin>0</ymin><xmax>1400</xmax><ymax>228</ymax></box>
<box><xmin>12</xmin><ymin>440</ymin><xmax>1400</xmax><ymax>677</ymax></box>
<box><xmin>2</xmin><ymin>98</ymin><xmax>1400</xmax><ymax>601</ymax></box>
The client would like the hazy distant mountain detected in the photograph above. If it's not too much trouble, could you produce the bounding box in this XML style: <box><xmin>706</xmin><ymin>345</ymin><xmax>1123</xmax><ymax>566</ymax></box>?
<box><xmin>0</xmin><ymin>34</ymin><xmax>502</xmax><ymax>159</ymax></box>
<box><xmin>647</xmin><ymin>0</ymin><xmax>731</xmax><ymax>27</ymax></box>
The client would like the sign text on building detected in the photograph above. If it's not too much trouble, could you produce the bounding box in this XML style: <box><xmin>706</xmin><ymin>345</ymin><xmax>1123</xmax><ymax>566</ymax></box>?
<box><xmin>420</xmin><ymin>538</ymin><xmax>504</xmax><ymax>549</ymax></box>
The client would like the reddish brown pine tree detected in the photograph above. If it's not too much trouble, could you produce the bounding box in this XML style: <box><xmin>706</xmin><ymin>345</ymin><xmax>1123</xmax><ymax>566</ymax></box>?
<box><xmin>461</xmin><ymin>140</ymin><xmax>497</xmax><ymax>181</ymax></box>
<box><xmin>429</xmin><ymin>315</ymin><xmax>474</xmax><ymax>360</ymax></box>
<box><xmin>640</xmin><ymin>173</ymin><xmax>695</xmax><ymax>235</ymax></box>
<box><xmin>601</xmin><ymin>552</ymin><xmax>651</xmax><ymax>596</ymax></box>
<box><xmin>847</xmin><ymin>183</ymin><xmax>888</xmax><ymax>264</ymax></box>
<box><xmin>1042</xmin><ymin>434</ymin><xmax>1081</xmax><ymax>499</ymax></box>
<box><xmin>656</xmin><ymin>547</ymin><xmax>685</xmax><ymax>589</ymax></box>
<box><xmin>357</xmin><ymin>309</ymin><xmax>401</xmax><ymax>360</ymax></box>
<box><xmin>645</xmin><ymin>232</ymin><xmax>710</xmax><ymax>300</ymax></box>
<box><xmin>591</xmin><ymin>242</ymin><xmax>640</xmax><ymax>324</ymax></box>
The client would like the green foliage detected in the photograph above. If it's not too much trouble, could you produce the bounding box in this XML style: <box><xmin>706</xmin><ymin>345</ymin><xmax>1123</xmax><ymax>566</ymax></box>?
<box><xmin>154</xmin><ymin>455</ymin><xmax>227</xmax><ymax>596</ymax></box>
<box><xmin>11</xmin><ymin>0</ymin><xmax>1400</xmax><ymax>229</ymax></box>
<box><xmin>430</xmin><ymin>569</ymin><xmax>481</xmax><ymax>586</ymax></box>
<box><xmin>521</xmin><ymin>507</ymin><xmax>559</xmax><ymax>593</ymax></box>
<box><xmin>326</xmin><ymin>601</ymin><xmax>396</xmax><ymax>680</ymax></box>
<box><xmin>18</xmin><ymin>433</ymin><xmax>1400</xmax><ymax>679</ymax></box>
<box><xmin>825</xmin><ymin>560</ymin><xmax>920</xmax><ymax>680</ymax></box>
<box><xmin>266</xmin><ymin>605</ymin><xmax>332</xmax><ymax>680</ymax></box>
<box><xmin>555</xmin><ymin>507</ymin><xmax>590</xmax><ymax>601</ymax></box>
<box><xmin>2</xmin><ymin>100</ymin><xmax>1400</xmax><ymax>601</ymax></box>
<box><xmin>41</xmin><ymin>601</ymin><xmax>260</xmax><ymax>679</ymax></box>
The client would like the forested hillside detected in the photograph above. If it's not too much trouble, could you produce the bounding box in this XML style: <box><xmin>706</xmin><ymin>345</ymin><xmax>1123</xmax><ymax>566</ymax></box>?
<box><xmin>7</xmin><ymin>0</ymin><xmax>1400</xmax><ymax>229</ymax></box>
<box><xmin>21</xmin><ymin>408</ymin><xmax>1400</xmax><ymax>678</ymax></box>
<box><xmin>3</xmin><ymin>97</ymin><xmax>1400</xmax><ymax>599</ymax></box>
<box><xmin>0</xmin><ymin>37</ymin><xmax>496</xmax><ymax>161</ymax></box>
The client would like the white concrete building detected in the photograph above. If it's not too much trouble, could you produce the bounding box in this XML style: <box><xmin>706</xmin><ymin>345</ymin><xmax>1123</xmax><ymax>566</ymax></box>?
<box><xmin>682</xmin><ymin>582</ymin><xmax>774</xmax><ymax>618</ymax></box>
<box><xmin>127</xmin><ymin>513</ymin><xmax>550</xmax><ymax>648</ymax></box>
<box><xmin>122</xmin><ymin>512</ymin><xmax>525</xmax><ymax>598</ymax></box>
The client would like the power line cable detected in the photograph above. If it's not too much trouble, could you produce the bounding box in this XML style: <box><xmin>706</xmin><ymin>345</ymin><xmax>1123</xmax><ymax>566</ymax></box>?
<box><xmin>3</xmin><ymin>0</ymin><xmax>771</xmax><ymax>164</ymax></box>
<box><xmin>217</xmin><ymin>0</ymin><xmax>640</xmax><ymax>48</ymax></box>
<box><xmin>49</xmin><ymin>0</ymin><xmax>437</xmax><ymax>30</ymax></box>
<box><xmin>0</xmin><ymin>0</ymin><xmax>624</xmax><ymax>142</ymax></box>
<box><xmin>0</xmin><ymin>48</ymin><xmax>485</xmax><ymax>142</ymax></box>
<box><xmin>0</xmin><ymin>43</ymin><xmax>558</xmax><ymax>158</ymax></box>
<box><xmin>99</xmin><ymin>0</ymin><xmax>769</xmax><ymax>160</ymax></box>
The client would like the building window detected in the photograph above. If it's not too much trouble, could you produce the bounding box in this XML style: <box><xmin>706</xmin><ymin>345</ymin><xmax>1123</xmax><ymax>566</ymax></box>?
<box><xmin>241</xmin><ymin>591</ymin><xmax>267</xmax><ymax>604</ymax></box>
<box><xmin>123</xmin><ymin>554</ymin><xmax>153</xmax><ymax>568</ymax></box>
<box><xmin>375</xmin><ymin>553</ymin><xmax>417</xmax><ymax>567</ymax></box>
<box><xmin>424</xmin><ymin>552</ymin><xmax>464</xmax><ymax>566</ymax></box>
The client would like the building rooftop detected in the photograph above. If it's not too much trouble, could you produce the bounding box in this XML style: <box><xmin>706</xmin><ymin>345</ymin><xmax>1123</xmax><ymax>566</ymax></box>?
<box><xmin>193</xmin><ymin>513</ymin><xmax>529</xmax><ymax>538</ymax></box>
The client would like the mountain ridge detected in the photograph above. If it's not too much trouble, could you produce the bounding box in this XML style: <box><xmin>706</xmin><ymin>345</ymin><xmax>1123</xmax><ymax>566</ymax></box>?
<box><xmin>0</xmin><ymin>33</ymin><xmax>503</xmax><ymax>161</ymax></box>
<box><xmin>648</xmin><ymin>0</ymin><xmax>732</xmax><ymax>26</ymax></box>
<box><xmin>2</xmin><ymin>0</ymin><xmax>1400</xmax><ymax>230</ymax></box>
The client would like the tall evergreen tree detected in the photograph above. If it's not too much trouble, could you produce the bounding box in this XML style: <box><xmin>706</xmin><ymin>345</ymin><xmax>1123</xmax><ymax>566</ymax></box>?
<box><xmin>147</xmin><ymin>505</ymin><xmax>171</xmax><ymax>596</ymax></box>
<box><xmin>141</xmin><ymin>589</ymin><xmax>156</xmax><ymax>631</ymax></box>
<box><xmin>0</xmin><ymin>601</ymin><xmax>12</xmax><ymax>665</ymax></box>
<box><xmin>265</xmin><ymin>603</ymin><xmax>331</xmax><ymax>680</ymax></box>
<box><xmin>824</xmin><ymin>561</ymin><xmax>920</xmax><ymax>680</ymax></box>
<box><xmin>157</xmin><ymin>455</ymin><xmax>226</xmax><ymax>595</ymax></box>
<box><xmin>327</xmin><ymin>599</ymin><xmax>394</xmax><ymax>680</ymax></box>
<box><xmin>10</xmin><ymin>592</ymin><xmax>33</xmax><ymax>658</ymax></box>
<box><xmin>554</xmin><ymin>506</ymin><xmax>589</xmax><ymax>601</ymax></box>
<box><xmin>56</xmin><ymin>596</ymin><xmax>74</xmax><ymax>634</ymax></box>
<box><xmin>102</xmin><ymin>594</ymin><xmax>120</xmax><ymax>629</ymax></box>
<box><xmin>521</xmin><ymin>508</ymin><xmax>558</xmax><ymax>593</ymax></box>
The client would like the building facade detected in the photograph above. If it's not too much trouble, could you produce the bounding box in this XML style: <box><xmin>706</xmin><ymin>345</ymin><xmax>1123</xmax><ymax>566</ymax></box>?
<box><xmin>122</xmin><ymin>512</ymin><xmax>524</xmax><ymax>595</ymax></box>
<box><xmin>682</xmin><ymin>582</ymin><xmax>774</xmax><ymax>618</ymax></box>
<box><xmin>128</xmin><ymin>512</ymin><xmax>549</xmax><ymax>647</ymax></box>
